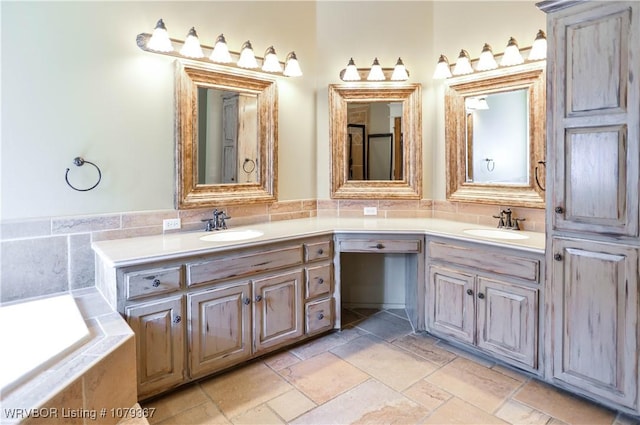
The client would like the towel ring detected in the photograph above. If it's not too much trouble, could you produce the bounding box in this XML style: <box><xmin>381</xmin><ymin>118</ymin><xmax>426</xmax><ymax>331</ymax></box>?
<box><xmin>242</xmin><ymin>158</ymin><xmax>256</xmax><ymax>174</ymax></box>
<box><xmin>484</xmin><ymin>158</ymin><xmax>495</xmax><ymax>172</ymax></box>
<box><xmin>65</xmin><ymin>157</ymin><xmax>102</xmax><ymax>192</ymax></box>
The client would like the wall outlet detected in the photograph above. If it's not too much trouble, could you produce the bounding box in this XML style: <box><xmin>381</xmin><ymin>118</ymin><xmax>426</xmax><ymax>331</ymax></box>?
<box><xmin>363</xmin><ymin>207</ymin><xmax>378</xmax><ymax>216</ymax></box>
<box><xmin>163</xmin><ymin>218</ymin><xmax>181</xmax><ymax>231</ymax></box>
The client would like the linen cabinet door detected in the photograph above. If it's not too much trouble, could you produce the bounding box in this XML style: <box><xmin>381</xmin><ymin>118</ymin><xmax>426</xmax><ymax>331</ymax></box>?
<box><xmin>253</xmin><ymin>270</ymin><xmax>304</xmax><ymax>352</ymax></box>
<box><xmin>476</xmin><ymin>277</ymin><xmax>538</xmax><ymax>369</ymax></box>
<box><xmin>187</xmin><ymin>282</ymin><xmax>251</xmax><ymax>378</ymax></box>
<box><xmin>549</xmin><ymin>2</ymin><xmax>639</xmax><ymax>237</ymax></box>
<box><xmin>428</xmin><ymin>266</ymin><xmax>475</xmax><ymax>344</ymax></box>
<box><xmin>125</xmin><ymin>296</ymin><xmax>185</xmax><ymax>398</ymax></box>
<box><xmin>550</xmin><ymin>238</ymin><xmax>638</xmax><ymax>408</ymax></box>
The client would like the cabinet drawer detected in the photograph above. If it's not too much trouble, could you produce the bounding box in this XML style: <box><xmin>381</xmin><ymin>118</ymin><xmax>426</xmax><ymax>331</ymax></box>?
<box><xmin>125</xmin><ymin>266</ymin><xmax>182</xmax><ymax>300</ymax></box>
<box><xmin>187</xmin><ymin>245</ymin><xmax>303</xmax><ymax>286</ymax></box>
<box><xmin>305</xmin><ymin>240</ymin><xmax>332</xmax><ymax>262</ymax></box>
<box><xmin>429</xmin><ymin>241</ymin><xmax>540</xmax><ymax>282</ymax></box>
<box><xmin>305</xmin><ymin>298</ymin><xmax>333</xmax><ymax>334</ymax></box>
<box><xmin>306</xmin><ymin>264</ymin><xmax>332</xmax><ymax>299</ymax></box>
<box><xmin>339</xmin><ymin>238</ymin><xmax>421</xmax><ymax>253</ymax></box>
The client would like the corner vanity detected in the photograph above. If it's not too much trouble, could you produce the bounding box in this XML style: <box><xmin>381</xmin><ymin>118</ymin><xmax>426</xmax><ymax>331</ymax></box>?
<box><xmin>92</xmin><ymin>217</ymin><xmax>545</xmax><ymax>400</ymax></box>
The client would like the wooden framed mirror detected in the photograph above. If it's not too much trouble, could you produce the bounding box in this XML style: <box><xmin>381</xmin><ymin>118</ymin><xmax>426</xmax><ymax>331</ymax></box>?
<box><xmin>445</xmin><ymin>62</ymin><xmax>545</xmax><ymax>208</ymax></box>
<box><xmin>175</xmin><ymin>60</ymin><xmax>277</xmax><ymax>209</ymax></box>
<box><xmin>329</xmin><ymin>84</ymin><xmax>422</xmax><ymax>199</ymax></box>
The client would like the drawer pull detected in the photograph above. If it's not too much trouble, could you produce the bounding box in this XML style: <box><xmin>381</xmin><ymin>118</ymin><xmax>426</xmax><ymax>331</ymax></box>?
<box><xmin>370</xmin><ymin>243</ymin><xmax>384</xmax><ymax>250</ymax></box>
<box><xmin>554</xmin><ymin>253</ymin><xmax>562</xmax><ymax>261</ymax></box>
<box><xmin>317</xmin><ymin>313</ymin><xmax>324</xmax><ymax>320</ymax></box>
<box><xmin>317</xmin><ymin>277</ymin><xmax>324</xmax><ymax>284</ymax></box>
<box><xmin>255</xmin><ymin>295</ymin><xmax>263</xmax><ymax>302</ymax></box>
<box><xmin>466</xmin><ymin>288</ymin><xmax>473</xmax><ymax>296</ymax></box>
<box><xmin>173</xmin><ymin>315</ymin><xmax>182</xmax><ymax>324</ymax></box>
<box><xmin>152</xmin><ymin>279</ymin><xmax>161</xmax><ymax>287</ymax></box>
<box><xmin>477</xmin><ymin>293</ymin><xmax>485</xmax><ymax>300</ymax></box>
<box><xmin>317</xmin><ymin>248</ymin><xmax>324</xmax><ymax>255</ymax></box>
<box><xmin>243</xmin><ymin>297</ymin><xmax>251</xmax><ymax>305</ymax></box>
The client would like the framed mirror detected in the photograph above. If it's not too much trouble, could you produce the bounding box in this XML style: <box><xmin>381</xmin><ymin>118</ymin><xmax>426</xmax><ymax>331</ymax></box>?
<box><xmin>175</xmin><ymin>60</ymin><xmax>277</xmax><ymax>209</ymax></box>
<box><xmin>445</xmin><ymin>62</ymin><xmax>545</xmax><ymax>208</ymax></box>
<box><xmin>329</xmin><ymin>84</ymin><xmax>422</xmax><ymax>199</ymax></box>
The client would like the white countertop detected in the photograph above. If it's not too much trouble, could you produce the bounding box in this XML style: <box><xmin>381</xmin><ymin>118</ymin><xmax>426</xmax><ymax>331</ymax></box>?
<box><xmin>92</xmin><ymin>217</ymin><xmax>545</xmax><ymax>267</ymax></box>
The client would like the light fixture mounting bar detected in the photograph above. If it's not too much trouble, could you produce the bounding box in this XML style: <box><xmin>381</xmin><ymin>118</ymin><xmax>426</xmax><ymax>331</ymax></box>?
<box><xmin>338</xmin><ymin>68</ymin><xmax>410</xmax><ymax>81</ymax></box>
<box><xmin>136</xmin><ymin>33</ymin><xmax>288</xmax><ymax>76</ymax></box>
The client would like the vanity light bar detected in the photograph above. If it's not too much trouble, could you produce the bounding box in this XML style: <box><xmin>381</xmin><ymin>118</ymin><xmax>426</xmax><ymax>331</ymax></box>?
<box><xmin>137</xmin><ymin>19</ymin><xmax>302</xmax><ymax>77</ymax></box>
<box><xmin>433</xmin><ymin>30</ymin><xmax>546</xmax><ymax>79</ymax></box>
<box><xmin>339</xmin><ymin>57</ymin><xmax>410</xmax><ymax>82</ymax></box>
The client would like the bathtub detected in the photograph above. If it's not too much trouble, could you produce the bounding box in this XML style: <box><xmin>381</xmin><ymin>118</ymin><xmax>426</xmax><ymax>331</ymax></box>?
<box><xmin>0</xmin><ymin>294</ymin><xmax>90</xmax><ymax>394</ymax></box>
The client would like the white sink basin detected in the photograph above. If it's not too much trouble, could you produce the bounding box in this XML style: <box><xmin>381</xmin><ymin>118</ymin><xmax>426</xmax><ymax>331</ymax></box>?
<box><xmin>200</xmin><ymin>229</ymin><xmax>264</xmax><ymax>242</ymax></box>
<box><xmin>463</xmin><ymin>228</ymin><xmax>529</xmax><ymax>240</ymax></box>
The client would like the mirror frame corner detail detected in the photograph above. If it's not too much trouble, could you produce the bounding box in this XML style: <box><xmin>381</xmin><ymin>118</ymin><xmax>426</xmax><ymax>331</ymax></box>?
<box><xmin>175</xmin><ymin>60</ymin><xmax>278</xmax><ymax>209</ymax></box>
<box><xmin>445</xmin><ymin>62</ymin><xmax>546</xmax><ymax>209</ymax></box>
<box><xmin>329</xmin><ymin>83</ymin><xmax>422</xmax><ymax>200</ymax></box>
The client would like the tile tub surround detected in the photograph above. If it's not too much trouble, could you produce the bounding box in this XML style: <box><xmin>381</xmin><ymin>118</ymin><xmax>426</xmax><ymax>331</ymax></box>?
<box><xmin>141</xmin><ymin>308</ymin><xmax>634</xmax><ymax>425</ymax></box>
<box><xmin>0</xmin><ymin>288</ymin><xmax>137</xmax><ymax>425</ymax></box>
<box><xmin>0</xmin><ymin>198</ymin><xmax>543</xmax><ymax>303</ymax></box>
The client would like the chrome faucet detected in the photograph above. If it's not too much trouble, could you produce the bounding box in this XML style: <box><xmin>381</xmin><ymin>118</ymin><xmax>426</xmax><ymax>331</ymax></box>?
<box><xmin>202</xmin><ymin>209</ymin><xmax>232</xmax><ymax>231</ymax></box>
<box><xmin>493</xmin><ymin>208</ymin><xmax>525</xmax><ymax>230</ymax></box>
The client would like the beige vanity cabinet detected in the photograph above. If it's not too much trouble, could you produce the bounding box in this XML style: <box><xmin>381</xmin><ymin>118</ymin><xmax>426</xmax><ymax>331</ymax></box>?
<box><xmin>550</xmin><ymin>238</ymin><xmax>638</xmax><ymax>409</ymax></box>
<box><xmin>122</xmin><ymin>265</ymin><xmax>186</xmax><ymax>399</ymax></box>
<box><xmin>303</xmin><ymin>240</ymin><xmax>334</xmax><ymax>335</ymax></box>
<box><xmin>109</xmin><ymin>235</ymin><xmax>334</xmax><ymax>400</ymax></box>
<box><xmin>187</xmin><ymin>270</ymin><xmax>304</xmax><ymax>379</ymax></box>
<box><xmin>187</xmin><ymin>281</ymin><xmax>251</xmax><ymax>378</ymax></box>
<box><xmin>427</xmin><ymin>239</ymin><xmax>542</xmax><ymax>372</ymax></box>
<box><xmin>539</xmin><ymin>0</ymin><xmax>640</xmax><ymax>414</ymax></box>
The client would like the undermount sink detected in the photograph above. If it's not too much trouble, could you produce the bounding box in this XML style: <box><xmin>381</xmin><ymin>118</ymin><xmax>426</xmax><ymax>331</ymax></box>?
<box><xmin>463</xmin><ymin>228</ymin><xmax>529</xmax><ymax>240</ymax></box>
<box><xmin>200</xmin><ymin>229</ymin><xmax>264</xmax><ymax>242</ymax></box>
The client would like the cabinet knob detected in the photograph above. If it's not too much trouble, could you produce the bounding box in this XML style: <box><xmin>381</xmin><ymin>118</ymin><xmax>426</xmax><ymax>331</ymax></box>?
<box><xmin>255</xmin><ymin>295</ymin><xmax>263</xmax><ymax>302</ymax></box>
<box><xmin>173</xmin><ymin>315</ymin><xmax>181</xmax><ymax>324</ymax></box>
<box><xmin>376</xmin><ymin>243</ymin><xmax>384</xmax><ymax>249</ymax></box>
<box><xmin>554</xmin><ymin>253</ymin><xmax>563</xmax><ymax>261</ymax></box>
<box><xmin>317</xmin><ymin>277</ymin><xmax>324</xmax><ymax>284</ymax></box>
<box><xmin>152</xmin><ymin>279</ymin><xmax>161</xmax><ymax>287</ymax></box>
<box><xmin>555</xmin><ymin>206</ymin><xmax>564</xmax><ymax>214</ymax></box>
<box><xmin>243</xmin><ymin>297</ymin><xmax>251</xmax><ymax>305</ymax></box>
<box><xmin>477</xmin><ymin>293</ymin><xmax>485</xmax><ymax>300</ymax></box>
<box><xmin>317</xmin><ymin>248</ymin><xmax>324</xmax><ymax>255</ymax></box>
<box><xmin>466</xmin><ymin>288</ymin><xmax>473</xmax><ymax>296</ymax></box>
<box><xmin>317</xmin><ymin>313</ymin><xmax>324</xmax><ymax>320</ymax></box>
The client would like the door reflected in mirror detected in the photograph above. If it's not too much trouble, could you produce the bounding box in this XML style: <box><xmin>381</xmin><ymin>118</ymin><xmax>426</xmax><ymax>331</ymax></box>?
<box><xmin>197</xmin><ymin>88</ymin><xmax>259</xmax><ymax>185</ymax></box>
<box><xmin>347</xmin><ymin>102</ymin><xmax>403</xmax><ymax>181</ymax></box>
<box><xmin>465</xmin><ymin>89</ymin><xmax>529</xmax><ymax>185</ymax></box>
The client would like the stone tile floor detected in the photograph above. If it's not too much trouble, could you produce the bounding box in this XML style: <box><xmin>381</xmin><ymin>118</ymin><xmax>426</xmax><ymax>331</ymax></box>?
<box><xmin>142</xmin><ymin>308</ymin><xmax>639</xmax><ymax>425</ymax></box>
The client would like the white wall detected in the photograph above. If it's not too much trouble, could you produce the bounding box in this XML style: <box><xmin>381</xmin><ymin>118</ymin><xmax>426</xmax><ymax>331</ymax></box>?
<box><xmin>1</xmin><ymin>1</ymin><xmax>545</xmax><ymax>220</ymax></box>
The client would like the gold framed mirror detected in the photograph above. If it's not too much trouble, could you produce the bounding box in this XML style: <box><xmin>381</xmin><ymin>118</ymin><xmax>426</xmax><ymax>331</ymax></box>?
<box><xmin>175</xmin><ymin>60</ymin><xmax>277</xmax><ymax>209</ymax></box>
<box><xmin>445</xmin><ymin>62</ymin><xmax>545</xmax><ymax>208</ymax></box>
<box><xmin>329</xmin><ymin>84</ymin><xmax>422</xmax><ymax>199</ymax></box>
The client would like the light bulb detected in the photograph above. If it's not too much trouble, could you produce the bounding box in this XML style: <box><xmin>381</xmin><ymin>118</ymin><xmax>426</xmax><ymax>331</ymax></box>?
<box><xmin>262</xmin><ymin>46</ymin><xmax>283</xmax><ymax>73</ymax></box>
<box><xmin>237</xmin><ymin>40</ymin><xmax>259</xmax><ymax>69</ymax></box>
<box><xmin>179</xmin><ymin>27</ymin><xmax>204</xmax><ymax>58</ymax></box>
<box><xmin>391</xmin><ymin>57</ymin><xmax>409</xmax><ymax>81</ymax></box>
<box><xmin>283</xmin><ymin>51</ymin><xmax>302</xmax><ymax>77</ymax></box>
<box><xmin>367</xmin><ymin>57</ymin><xmax>385</xmax><ymax>81</ymax></box>
<box><xmin>210</xmin><ymin>34</ymin><xmax>232</xmax><ymax>63</ymax></box>
<box><xmin>147</xmin><ymin>18</ymin><xmax>173</xmax><ymax>52</ymax></box>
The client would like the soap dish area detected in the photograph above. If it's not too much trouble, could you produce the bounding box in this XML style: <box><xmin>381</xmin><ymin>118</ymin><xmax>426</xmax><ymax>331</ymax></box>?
<box><xmin>200</xmin><ymin>229</ymin><xmax>264</xmax><ymax>242</ymax></box>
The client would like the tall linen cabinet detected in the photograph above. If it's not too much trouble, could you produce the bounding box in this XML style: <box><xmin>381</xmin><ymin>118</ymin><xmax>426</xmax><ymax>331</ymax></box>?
<box><xmin>538</xmin><ymin>0</ymin><xmax>640</xmax><ymax>414</ymax></box>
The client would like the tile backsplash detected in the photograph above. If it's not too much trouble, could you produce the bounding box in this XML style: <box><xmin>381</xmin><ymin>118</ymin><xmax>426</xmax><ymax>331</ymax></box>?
<box><xmin>0</xmin><ymin>198</ymin><xmax>544</xmax><ymax>303</ymax></box>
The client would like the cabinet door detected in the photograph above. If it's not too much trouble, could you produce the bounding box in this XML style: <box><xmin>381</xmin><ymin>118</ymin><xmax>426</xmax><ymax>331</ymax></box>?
<box><xmin>551</xmin><ymin>238</ymin><xmax>638</xmax><ymax>408</ymax></box>
<box><xmin>476</xmin><ymin>278</ymin><xmax>538</xmax><ymax>369</ymax></box>
<box><xmin>253</xmin><ymin>270</ymin><xmax>304</xmax><ymax>352</ymax></box>
<box><xmin>126</xmin><ymin>296</ymin><xmax>185</xmax><ymax>398</ymax></box>
<box><xmin>428</xmin><ymin>266</ymin><xmax>475</xmax><ymax>344</ymax></box>
<box><xmin>549</xmin><ymin>2</ymin><xmax>639</xmax><ymax>236</ymax></box>
<box><xmin>187</xmin><ymin>282</ymin><xmax>251</xmax><ymax>378</ymax></box>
